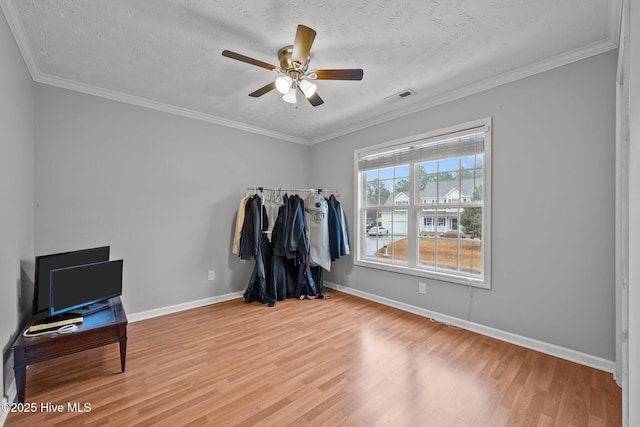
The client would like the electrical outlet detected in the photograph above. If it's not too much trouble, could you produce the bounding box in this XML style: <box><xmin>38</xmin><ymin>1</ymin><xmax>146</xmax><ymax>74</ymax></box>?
<box><xmin>208</xmin><ymin>270</ymin><xmax>215</xmax><ymax>281</ymax></box>
<box><xmin>418</xmin><ymin>282</ymin><xmax>426</xmax><ymax>294</ymax></box>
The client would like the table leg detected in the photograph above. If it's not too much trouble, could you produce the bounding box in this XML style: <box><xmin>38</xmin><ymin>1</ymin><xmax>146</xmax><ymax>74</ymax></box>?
<box><xmin>119</xmin><ymin>340</ymin><xmax>127</xmax><ymax>372</ymax></box>
<box><xmin>14</xmin><ymin>366</ymin><xmax>26</xmax><ymax>404</ymax></box>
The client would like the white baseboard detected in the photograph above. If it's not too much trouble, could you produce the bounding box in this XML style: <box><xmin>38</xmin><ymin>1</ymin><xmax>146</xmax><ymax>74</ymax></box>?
<box><xmin>126</xmin><ymin>291</ymin><xmax>243</xmax><ymax>323</ymax></box>
<box><xmin>325</xmin><ymin>281</ymin><xmax>616</xmax><ymax>374</ymax></box>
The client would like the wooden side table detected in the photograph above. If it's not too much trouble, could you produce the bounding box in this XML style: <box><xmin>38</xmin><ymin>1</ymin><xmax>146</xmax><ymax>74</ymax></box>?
<box><xmin>12</xmin><ymin>296</ymin><xmax>128</xmax><ymax>403</ymax></box>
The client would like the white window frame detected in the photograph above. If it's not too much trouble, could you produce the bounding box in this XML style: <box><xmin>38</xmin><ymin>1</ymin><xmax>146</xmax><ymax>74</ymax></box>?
<box><xmin>354</xmin><ymin>118</ymin><xmax>492</xmax><ymax>289</ymax></box>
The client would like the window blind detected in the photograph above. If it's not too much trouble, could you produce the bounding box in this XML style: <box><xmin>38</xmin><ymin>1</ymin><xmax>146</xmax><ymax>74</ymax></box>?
<box><xmin>357</xmin><ymin>128</ymin><xmax>485</xmax><ymax>171</ymax></box>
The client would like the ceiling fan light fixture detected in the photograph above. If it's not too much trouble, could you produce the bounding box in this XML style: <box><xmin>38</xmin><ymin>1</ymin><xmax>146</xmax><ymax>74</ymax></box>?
<box><xmin>299</xmin><ymin>79</ymin><xmax>317</xmax><ymax>98</ymax></box>
<box><xmin>275</xmin><ymin>75</ymin><xmax>292</xmax><ymax>94</ymax></box>
<box><xmin>282</xmin><ymin>87</ymin><xmax>297</xmax><ymax>104</ymax></box>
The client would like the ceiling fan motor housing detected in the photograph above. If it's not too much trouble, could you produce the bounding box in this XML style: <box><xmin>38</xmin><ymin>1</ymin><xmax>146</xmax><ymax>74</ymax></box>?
<box><xmin>278</xmin><ymin>45</ymin><xmax>305</xmax><ymax>80</ymax></box>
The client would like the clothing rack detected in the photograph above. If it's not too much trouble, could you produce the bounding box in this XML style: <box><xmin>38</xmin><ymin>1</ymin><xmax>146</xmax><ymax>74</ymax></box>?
<box><xmin>237</xmin><ymin>184</ymin><xmax>350</xmax><ymax>305</ymax></box>
<box><xmin>246</xmin><ymin>187</ymin><xmax>340</xmax><ymax>197</ymax></box>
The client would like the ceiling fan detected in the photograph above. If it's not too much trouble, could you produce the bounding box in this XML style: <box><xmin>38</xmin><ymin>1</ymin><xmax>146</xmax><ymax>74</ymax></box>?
<box><xmin>222</xmin><ymin>24</ymin><xmax>363</xmax><ymax>107</ymax></box>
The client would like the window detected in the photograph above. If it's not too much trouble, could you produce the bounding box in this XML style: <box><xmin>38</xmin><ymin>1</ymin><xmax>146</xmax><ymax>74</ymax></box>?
<box><xmin>355</xmin><ymin>118</ymin><xmax>492</xmax><ymax>288</ymax></box>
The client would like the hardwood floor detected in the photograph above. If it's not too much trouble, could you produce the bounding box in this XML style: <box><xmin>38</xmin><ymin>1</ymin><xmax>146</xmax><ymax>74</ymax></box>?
<box><xmin>5</xmin><ymin>290</ymin><xmax>621</xmax><ymax>426</ymax></box>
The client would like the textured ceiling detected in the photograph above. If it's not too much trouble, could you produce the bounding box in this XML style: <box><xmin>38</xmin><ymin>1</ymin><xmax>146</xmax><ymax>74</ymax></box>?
<box><xmin>1</xmin><ymin>0</ymin><xmax>620</xmax><ymax>144</ymax></box>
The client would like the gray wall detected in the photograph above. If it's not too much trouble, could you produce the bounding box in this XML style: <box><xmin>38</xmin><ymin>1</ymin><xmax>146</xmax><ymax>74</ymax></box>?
<box><xmin>0</xmin><ymin>11</ymin><xmax>35</xmax><ymax>402</ymax></box>
<box><xmin>311</xmin><ymin>50</ymin><xmax>618</xmax><ymax>361</ymax></box>
<box><xmin>34</xmin><ymin>84</ymin><xmax>311</xmax><ymax>314</ymax></box>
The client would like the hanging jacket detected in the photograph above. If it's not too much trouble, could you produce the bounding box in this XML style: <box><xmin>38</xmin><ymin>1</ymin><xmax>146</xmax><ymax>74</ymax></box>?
<box><xmin>329</xmin><ymin>194</ymin><xmax>350</xmax><ymax>256</ymax></box>
<box><xmin>239</xmin><ymin>195</ymin><xmax>267</xmax><ymax>260</ymax></box>
<box><xmin>270</xmin><ymin>254</ymin><xmax>286</xmax><ymax>301</ymax></box>
<box><xmin>272</xmin><ymin>195</ymin><xmax>289</xmax><ymax>257</ymax></box>
<box><xmin>232</xmin><ymin>194</ymin><xmax>251</xmax><ymax>255</ymax></box>
<box><xmin>294</xmin><ymin>257</ymin><xmax>317</xmax><ymax>299</ymax></box>
<box><xmin>304</xmin><ymin>193</ymin><xmax>331</xmax><ymax>271</ymax></box>
<box><xmin>286</xmin><ymin>196</ymin><xmax>309</xmax><ymax>259</ymax></box>
<box><xmin>243</xmin><ymin>237</ymin><xmax>276</xmax><ymax>307</ymax></box>
<box><xmin>327</xmin><ymin>199</ymin><xmax>341</xmax><ymax>261</ymax></box>
<box><xmin>238</xmin><ymin>195</ymin><xmax>256</xmax><ymax>259</ymax></box>
<box><xmin>338</xmin><ymin>204</ymin><xmax>350</xmax><ymax>256</ymax></box>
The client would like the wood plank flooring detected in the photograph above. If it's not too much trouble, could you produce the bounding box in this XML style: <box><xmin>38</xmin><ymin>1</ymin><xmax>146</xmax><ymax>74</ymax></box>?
<box><xmin>5</xmin><ymin>290</ymin><xmax>621</xmax><ymax>426</ymax></box>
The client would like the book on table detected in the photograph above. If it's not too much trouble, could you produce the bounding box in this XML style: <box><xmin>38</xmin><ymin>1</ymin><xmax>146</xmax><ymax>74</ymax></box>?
<box><xmin>28</xmin><ymin>315</ymin><xmax>84</xmax><ymax>333</ymax></box>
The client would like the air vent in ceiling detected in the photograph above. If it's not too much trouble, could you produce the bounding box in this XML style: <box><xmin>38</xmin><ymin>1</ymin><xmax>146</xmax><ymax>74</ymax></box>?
<box><xmin>385</xmin><ymin>89</ymin><xmax>416</xmax><ymax>101</ymax></box>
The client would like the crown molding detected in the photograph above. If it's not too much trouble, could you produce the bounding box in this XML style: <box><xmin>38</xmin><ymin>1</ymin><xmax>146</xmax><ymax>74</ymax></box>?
<box><xmin>0</xmin><ymin>0</ymin><xmax>39</xmax><ymax>79</ymax></box>
<box><xmin>33</xmin><ymin>36</ymin><xmax>618</xmax><ymax>147</ymax></box>
<box><xmin>34</xmin><ymin>72</ymin><xmax>310</xmax><ymax>145</ymax></box>
<box><xmin>309</xmin><ymin>36</ymin><xmax>619</xmax><ymax>145</ymax></box>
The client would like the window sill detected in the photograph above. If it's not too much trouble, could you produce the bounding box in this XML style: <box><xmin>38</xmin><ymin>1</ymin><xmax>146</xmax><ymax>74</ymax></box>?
<box><xmin>354</xmin><ymin>259</ymin><xmax>490</xmax><ymax>289</ymax></box>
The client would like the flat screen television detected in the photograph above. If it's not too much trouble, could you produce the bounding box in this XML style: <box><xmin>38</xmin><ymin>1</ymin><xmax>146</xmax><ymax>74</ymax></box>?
<box><xmin>33</xmin><ymin>246</ymin><xmax>110</xmax><ymax>314</ymax></box>
<box><xmin>49</xmin><ymin>259</ymin><xmax>123</xmax><ymax>316</ymax></box>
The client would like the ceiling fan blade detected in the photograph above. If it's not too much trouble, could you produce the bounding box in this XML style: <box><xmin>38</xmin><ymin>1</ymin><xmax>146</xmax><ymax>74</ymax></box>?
<box><xmin>222</xmin><ymin>50</ymin><xmax>277</xmax><ymax>71</ymax></box>
<box><xmin>249</xmin><ymin>82</ymin><xmax>276</xmax><ymax>97</ymax></box>
<box><xmin>291</xmin><ymin>25</ymin><xmax>316</xmax><ymax>66</ymax></box>
<box><xmin>312</xmin><ymin>69</ymin><xmax>364</xmax><ymax>80</ymax></box>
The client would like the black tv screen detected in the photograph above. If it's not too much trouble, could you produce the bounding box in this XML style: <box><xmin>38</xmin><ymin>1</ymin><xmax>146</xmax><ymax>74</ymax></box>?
<box><xmin>33</xmin><ymin>246</ymin><xmax>110</xmax><ymax>314</ymax></box>
<box><xmin>49</xmin><ymin>260</ymin><xmax>123</xmax><ymax>316</ymax></box>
